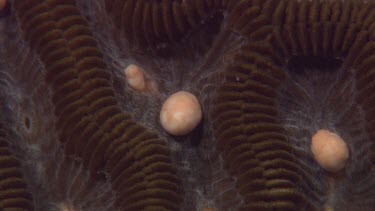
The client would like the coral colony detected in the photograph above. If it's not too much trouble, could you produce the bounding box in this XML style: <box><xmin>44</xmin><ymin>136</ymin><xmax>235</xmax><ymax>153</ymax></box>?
<box><xmin>0</xmin><ymin>0</ymin><xmax>374</xmax><ymax>210</ymax></box>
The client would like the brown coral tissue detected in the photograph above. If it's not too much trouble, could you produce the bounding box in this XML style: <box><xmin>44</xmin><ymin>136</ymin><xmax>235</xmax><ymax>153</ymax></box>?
<box><xmin>0</xmin><ymin>0</ymin><xmax>374</xmax><ymax>210</ymax></box>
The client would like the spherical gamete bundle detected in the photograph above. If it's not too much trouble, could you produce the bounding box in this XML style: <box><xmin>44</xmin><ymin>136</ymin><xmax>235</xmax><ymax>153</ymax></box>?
<box><xmin>310</xmin><ymin>130</ymin><xmax>349</xmax><ymax>173</ymax></box>
<box><xmin>160</xmin><ymin>91</ymin><xmax>202</xmax><ymax>136</ymax></box>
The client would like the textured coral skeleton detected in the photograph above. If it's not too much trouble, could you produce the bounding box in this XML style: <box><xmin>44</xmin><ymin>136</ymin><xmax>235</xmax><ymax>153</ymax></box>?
<box><xmin>0</xmin><ymin>0</ymin><xmax>375</xmax><ymax>210</ymax></box>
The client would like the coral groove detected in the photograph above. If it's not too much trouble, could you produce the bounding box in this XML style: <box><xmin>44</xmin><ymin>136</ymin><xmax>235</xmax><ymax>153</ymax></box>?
<box><xmin>211</xmin><ymin>0</ymin><xmax>375</xmax><ymax>210</ymax></box>
<box><xmin>13</xmin><ymin>0</ymin><xmax>183</xmax><ymax>210</ymax></box>
<box><xmin>0</xmin><ymin>127</ymin><xmax>33</xmax><ymax>211</ymax></box>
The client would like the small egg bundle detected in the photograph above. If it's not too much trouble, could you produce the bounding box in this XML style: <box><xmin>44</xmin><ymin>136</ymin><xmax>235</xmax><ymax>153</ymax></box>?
<box><xmin>124</xmin><ymin>64</ymin><xmax>147</xmax><ymax>91</ymax></box>
<box><xmin>124</xmin><ymin>64</ymin><xmax>159</xmax><ymax>94</ymax></box>
<box><xmin>0</xmin><ymin>0</ymin><xmax>5</xmax><ymax>11</ymax></box>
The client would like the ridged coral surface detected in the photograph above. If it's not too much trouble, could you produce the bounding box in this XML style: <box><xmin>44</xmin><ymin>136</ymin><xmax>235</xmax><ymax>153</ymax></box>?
<box><xmin>0</xmin><ymin>0</ymin><xmax>374</xmax><ymax>210</ymax></box>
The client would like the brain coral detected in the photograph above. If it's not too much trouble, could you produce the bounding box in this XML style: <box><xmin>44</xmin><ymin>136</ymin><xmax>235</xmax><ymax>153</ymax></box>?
<box><xmin>0</xmin><ymin>0</ymin><xmax>374</xmax><ymax>211</ymax></box>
